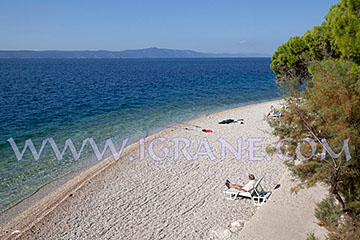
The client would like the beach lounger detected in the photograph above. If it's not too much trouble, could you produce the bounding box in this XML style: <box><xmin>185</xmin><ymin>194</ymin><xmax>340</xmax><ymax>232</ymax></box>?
<box><xmin>224</xmin><ymin>176</ymin><xmax>272</xmax><ymax>206</ymax></box>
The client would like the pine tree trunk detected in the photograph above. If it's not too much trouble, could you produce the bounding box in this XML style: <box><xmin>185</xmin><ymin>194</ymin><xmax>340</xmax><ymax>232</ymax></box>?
<box><xmin>331</xmin><ymin>168</ymin><xmax>346</xmax><ymax>212</ymax></box>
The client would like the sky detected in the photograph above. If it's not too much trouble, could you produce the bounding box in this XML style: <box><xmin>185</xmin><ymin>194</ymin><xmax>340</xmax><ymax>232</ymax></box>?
<box><xmin>0</xmin><ymin>0</ymin><xmax>339</xmax><ymax>55</ymax></box>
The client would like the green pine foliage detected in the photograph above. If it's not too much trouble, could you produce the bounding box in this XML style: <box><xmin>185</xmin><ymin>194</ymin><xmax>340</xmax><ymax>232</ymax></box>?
<box><xmin>315</xmin><ymin>197</ymin><xmax>342</xmax><ymax>229</ymax></box>
<box><xmin>326</xmin><ymin>0</ymin><xmax>360</xmax><ymax>64</ymax></box>
<box><xmin>269</xmin><ymin>0</ymin><xmax>360</xmax><ymax>238</ymax></box>
<box><xmin>307</xmin><ymin>232</ymin><xmax>320</xmax><ymax>240</ymax></box>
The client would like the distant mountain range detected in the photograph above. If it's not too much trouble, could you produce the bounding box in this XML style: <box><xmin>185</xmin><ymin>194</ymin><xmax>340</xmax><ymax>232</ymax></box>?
<box><xmin>0</xmin><ymin>47</ymin><xmax>269</xmax><ymax>58</ymax></box>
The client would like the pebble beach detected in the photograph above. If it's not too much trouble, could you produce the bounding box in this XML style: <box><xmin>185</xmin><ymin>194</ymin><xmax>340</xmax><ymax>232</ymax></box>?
<box><xmin>0</xmin><ymin>100</ymin><xmax>327</xmax><ymax>240</ymax></box>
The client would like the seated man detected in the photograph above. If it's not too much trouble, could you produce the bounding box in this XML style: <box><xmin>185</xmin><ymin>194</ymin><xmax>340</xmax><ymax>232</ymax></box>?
<box><xmin>267</xmin><ymin>105</ymin><xmax>276</xmax><ymax>117</ymax></box>
<box><xmin>225</xmin><ymin>174</ymin><xmax>256</xmax><ymax>192</ymax></box>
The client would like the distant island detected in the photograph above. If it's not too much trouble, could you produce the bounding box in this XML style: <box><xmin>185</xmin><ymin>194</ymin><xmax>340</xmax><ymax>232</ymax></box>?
<box><xmin>0</xmin><ymin>47</ymin><xmax>269</xmax><ymax>58</ymax></box>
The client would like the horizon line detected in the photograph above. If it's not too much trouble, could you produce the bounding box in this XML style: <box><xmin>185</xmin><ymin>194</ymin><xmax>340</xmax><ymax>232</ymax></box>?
<box><xmin>0</xmin><ymin>47</ymin><xmax>271</xmax><ymax>57</ymax></box>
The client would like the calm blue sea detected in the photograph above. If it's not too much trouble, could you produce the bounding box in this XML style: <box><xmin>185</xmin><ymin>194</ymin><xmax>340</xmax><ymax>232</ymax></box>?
<box><xmin>0</xmin><ymin>58</ymin><xmax>279</xmax><ymax>212</ymax></box>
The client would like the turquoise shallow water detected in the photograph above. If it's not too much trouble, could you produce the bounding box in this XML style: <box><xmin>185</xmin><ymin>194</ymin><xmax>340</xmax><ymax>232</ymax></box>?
<box><xmin>0</xmin><ymin>58</ymin><xmax>279</xmax><ymax>212</ymax></box>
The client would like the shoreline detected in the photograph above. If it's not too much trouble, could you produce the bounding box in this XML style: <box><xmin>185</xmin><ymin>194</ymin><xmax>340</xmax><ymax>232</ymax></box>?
<box><xmin>1</xmin><ymin>98</ymin><xmax>318</xmax><ymax>239</ymax></box>
<box><xmin>0</xmin><ymin>98</ymin><xmax>280</xmax><ymax>222</ymax></box>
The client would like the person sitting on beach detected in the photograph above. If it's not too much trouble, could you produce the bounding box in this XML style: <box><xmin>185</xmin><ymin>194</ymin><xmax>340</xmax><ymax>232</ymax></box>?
<box><xmin>225</xmin><ymin>174</ymin><xmax>256</xmax><ymax>192</ymax></box>
<box><xmin>267</xmin><ymin>105</ymin><xmax>276</xmax><ymax>117</ymax></box>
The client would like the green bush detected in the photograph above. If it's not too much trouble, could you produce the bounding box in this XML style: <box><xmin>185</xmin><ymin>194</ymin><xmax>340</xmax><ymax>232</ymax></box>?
<box><xmin>306</xmin><ymin>232</ymin><xmax>320</xmax><ymax>240</ymax></box>
<box><xmin>315</xmin><ymin>197</ymin><xmax>342</xmax><ymax>230</ymax></box>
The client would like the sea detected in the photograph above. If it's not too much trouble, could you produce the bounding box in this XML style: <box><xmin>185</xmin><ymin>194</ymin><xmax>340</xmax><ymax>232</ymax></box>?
<box><xmin>0</xmin><ymin>58</ymin><xmax>279</xmax><ymax>213</ymax></box>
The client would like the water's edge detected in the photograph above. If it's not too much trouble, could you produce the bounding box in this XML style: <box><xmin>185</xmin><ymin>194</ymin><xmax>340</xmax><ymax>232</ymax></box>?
<box><xmin>0</xmin><ymin>98</ymin><xmax>280</xmax><ymax>224</ymax></box>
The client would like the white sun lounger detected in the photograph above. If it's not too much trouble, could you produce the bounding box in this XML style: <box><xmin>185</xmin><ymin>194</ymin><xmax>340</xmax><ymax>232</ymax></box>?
<box><xmin>224</xmin><ymin>176</ymin><xmax>272</xmax><ymax>206</ymax></box>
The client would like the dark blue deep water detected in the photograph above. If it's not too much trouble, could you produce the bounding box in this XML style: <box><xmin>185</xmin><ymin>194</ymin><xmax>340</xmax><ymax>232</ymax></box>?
<box><xmin>0</xmin><ymin>58</ymin><xmax>279</xmax><ymax>212</ymax></box>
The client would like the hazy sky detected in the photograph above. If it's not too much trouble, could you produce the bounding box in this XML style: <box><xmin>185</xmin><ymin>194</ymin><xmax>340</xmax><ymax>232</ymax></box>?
<box><xmin>0</xmin><ymin>0</ymin><xmax>338</xmax><ymax>55</ymax></box>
